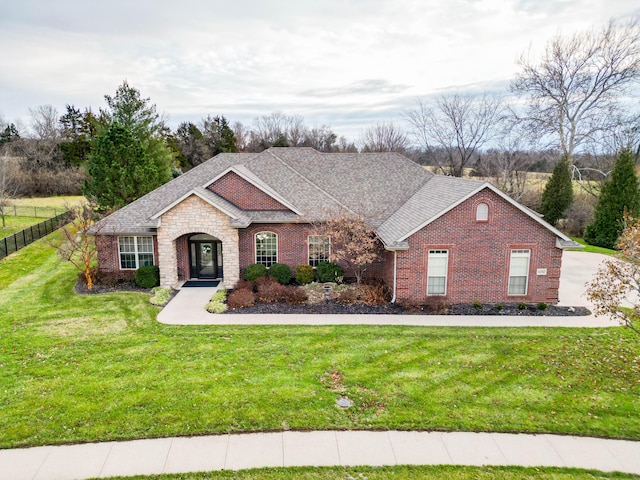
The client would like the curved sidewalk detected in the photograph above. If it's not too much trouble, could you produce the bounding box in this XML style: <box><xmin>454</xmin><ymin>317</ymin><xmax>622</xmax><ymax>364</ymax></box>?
<box><xmin>2</xmin><ymin>431</ymin><xmax>639</xmax><ymax>479</ymax></box>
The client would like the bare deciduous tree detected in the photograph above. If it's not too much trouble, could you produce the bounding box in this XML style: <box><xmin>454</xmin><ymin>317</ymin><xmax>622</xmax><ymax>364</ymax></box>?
<box><xmin>29</xmin><ymin>105</ymin><xmax>60</xmax><ymax>141</ymax></box>
<box><xmin>56</xmin><ymin>201</ymin><xmax>101</xmax><ymax>290</ymax></box>
<box><xmin>511</xmin><ymin>20</ymin><xmax>640</xmax><ymax>166</ymax></box>
<box><xmin>405</xmin><ymin>93</ymin><xmax>505</xmax><ymax>176</ymax></box>
<box><xmin>359</xmin><ymin>121</ymin><xmax>409</xmax><ymax>153</ymax></box>
<box><xmin>0</xmin><ymin>154</ymin><xmax>21</xmax><ymax>228</ymax></box>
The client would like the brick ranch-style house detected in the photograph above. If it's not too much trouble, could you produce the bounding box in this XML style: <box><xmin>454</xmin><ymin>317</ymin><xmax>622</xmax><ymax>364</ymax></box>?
<box><xmin>91</xmin><ymin>147</ymin><xmax>578</xmax><ymax>304</ymax></box>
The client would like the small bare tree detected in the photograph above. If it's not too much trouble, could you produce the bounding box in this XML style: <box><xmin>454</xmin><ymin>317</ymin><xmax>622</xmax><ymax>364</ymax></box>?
<box><xmin>405</xmin><ymin>93</ymin><xmax>505</xmax><ymax>176</ymax></box>
<box><xmin>586</xmin><ymin>214</ymin><xmax>640</xmax><ymax>334</ymax></box>
<box><xmin>56</xmin><ymin>202</ymin><xmax>101</xmax><ymax>290</ymax></box>
<box><xmin>359</xmin><ymin>121</ymin><xmax>409</xmax><ymax>153</ymax></box>
<box><xmin>0</xmin><ymin>154</ymin><xmax>20</xmax><ymax>228</ymax></box>
<box><xmin>315</xmin><ymin>212</ymin><xmax>382</xmax><ymax>284</ymax></box>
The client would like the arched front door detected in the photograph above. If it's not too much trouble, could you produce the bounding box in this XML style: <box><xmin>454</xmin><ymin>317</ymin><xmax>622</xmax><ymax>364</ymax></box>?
<box><xmin>189</xmin><ymin>234</ymin><xmax>223</xmax><ymax>279</ymax></box>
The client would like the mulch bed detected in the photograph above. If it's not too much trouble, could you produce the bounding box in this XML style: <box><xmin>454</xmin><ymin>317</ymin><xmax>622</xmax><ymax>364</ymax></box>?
<box><xmin>226</xmin><ymin>301</ymin><xmax>591</xmax><ymax>316</ymax></box>
<box><xmin>74</xmin><ymin>280</ymin><xmax>591</xmax><ymax>316</ymax></box>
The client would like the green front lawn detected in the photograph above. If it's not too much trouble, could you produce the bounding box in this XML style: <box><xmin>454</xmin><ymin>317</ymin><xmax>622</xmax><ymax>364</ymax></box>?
<box><xmin>1</xmin><ymin>235</ymin><xmax>639</xmax><ymax>449</ymax></box>
<box><xmin>96</xmin><ymin>465</ymin><xmax>640</xmax><ymax>479</ymax></box>
<box><xmin>0</xmin><ymin>216</ymin><xmax>44</xmax><ymax>238</ymax></box>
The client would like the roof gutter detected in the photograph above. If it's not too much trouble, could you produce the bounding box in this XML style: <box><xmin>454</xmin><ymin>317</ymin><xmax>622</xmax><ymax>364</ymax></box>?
<box><xmin>391</xmin><ymin>250</ymin><xmax>398</xmax><ymax>304</ymax></box>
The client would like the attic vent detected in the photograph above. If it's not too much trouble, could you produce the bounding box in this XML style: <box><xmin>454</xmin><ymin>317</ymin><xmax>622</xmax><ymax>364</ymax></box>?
<box><xmin>476</xmin><ymin>203</ymin><xmax>489</xmax><ymax>222</ymax></box>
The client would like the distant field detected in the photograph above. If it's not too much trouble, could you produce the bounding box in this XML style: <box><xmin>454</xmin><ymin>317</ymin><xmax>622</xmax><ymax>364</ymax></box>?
<box><xmin>0</xmin><ymin>216</ymin><xmax>42</xmax><ymax>238</ymax></box>
<box><xmin>10</xmin><ymin>195</ymin><xmax>84</xmax><ymax>209</ymax></box>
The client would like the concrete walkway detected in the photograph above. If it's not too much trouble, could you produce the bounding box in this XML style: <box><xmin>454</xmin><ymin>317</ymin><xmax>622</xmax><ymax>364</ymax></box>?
<box><xmin>2</xmin><ymin>431</ymin><xmax>639</xmax><ymax>479</ymax></box>
<box><xmin>158</xmin><ymin>251</ymin><xmax>616</xmax><ymax>327</ymax></box>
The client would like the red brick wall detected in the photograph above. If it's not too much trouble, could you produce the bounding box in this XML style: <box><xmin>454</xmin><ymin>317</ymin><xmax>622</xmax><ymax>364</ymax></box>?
<box><xmin>208</xmin><ymin>171</ymin><xmax>290</xmax><ymax>211</ymax></box>
<box><xmin>95</xmin><ymin>234</ymin><xmax>159</xmax><ymax>274</ymax></box>
<box><xmin>238</xmin><ymin>223</ymin><xmax>386</xmax><ymax>281</ymax></box>
<box><xmin>238</xmin><ymin>223</ymin><xmax>315</xmax><ymax>271</ymax></box>
<box><xmin>395</xmin><ymin>189</ymin><xmax>562</xmax><ymax>304</ymax></box>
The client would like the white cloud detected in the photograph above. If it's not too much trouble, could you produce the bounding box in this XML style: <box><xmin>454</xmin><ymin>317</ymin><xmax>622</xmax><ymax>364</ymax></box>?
<box><xmin>0</xmin><ymin>0</ymin><xmax>638</xmax><ymax>139</ymax></box>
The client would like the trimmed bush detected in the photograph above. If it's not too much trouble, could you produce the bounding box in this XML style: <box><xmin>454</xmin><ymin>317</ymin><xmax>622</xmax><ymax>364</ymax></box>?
<box><xmin>257</xmin><ymin>277</ymin><xmax>288</xmax><ymax>303</ymax></box>
<box><xmin>295</xmin><ymin>264</ymin><xmax>314</xmax><ymax>285</ymax></box>
<box><xmin>269</xmin><ymin>263</ymin><xmax>292</xmax><ymax>285</ymax></box>
<box><xmin>233</xmin><ymin>278</ymin><xmax>255</xmax><ymax>292</ymax></box>
<box><xmin>135</xmin><ymin>265</ymin><xmax>160</xmax><ymax>288</ymax></box>
<box><xmin>227</xmin><ymin>288</ymin><xmax>256</xmax><ymax>309</ymax></box>
<box><xmin>211</xmin><ymin>289</ymin><xmax>227</xmax><ymax>303</ymax></box>
<box><xmin>243</xmin><ymin>263</ymin><xmax>267</xmax><ymax>281</ymax></box>
<box><xmin>283</xmin><ymin>286</ymin><xmax>308</xmax><ymax>305</ymax></box>
<box><xmin>206</xmin><ymin>301</ymin><xmax>228</xmax><ymax>314</ymax></box>
<box><xmin>316</xmin><ymin>262</ymin><xmax>344</xmax><ymax>283</ymax></box>
<box><xmin>356</xmin><ymin>284</ymin><xmax>390</xmax><ymax>305</ymax></box>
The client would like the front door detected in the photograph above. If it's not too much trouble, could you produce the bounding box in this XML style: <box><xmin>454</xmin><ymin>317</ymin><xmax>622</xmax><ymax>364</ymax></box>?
<box><xmin>190</xmin><ymin>241</ymin><xmax>219</xmax><ymax>279</ymax></box>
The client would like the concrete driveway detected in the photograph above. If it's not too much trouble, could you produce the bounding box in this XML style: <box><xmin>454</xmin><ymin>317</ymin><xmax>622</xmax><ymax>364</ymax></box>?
<box><xmin>557</xmin><ymin>250</ymin><xmax>610</xmax><ymax>307</ymax></box>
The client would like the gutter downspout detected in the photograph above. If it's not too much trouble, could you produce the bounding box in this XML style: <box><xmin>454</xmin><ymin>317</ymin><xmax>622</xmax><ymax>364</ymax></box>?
<box><xmin>391</xmin><ymin>250</ymin><xmax>398</xmax><ymax>303</ymax></box>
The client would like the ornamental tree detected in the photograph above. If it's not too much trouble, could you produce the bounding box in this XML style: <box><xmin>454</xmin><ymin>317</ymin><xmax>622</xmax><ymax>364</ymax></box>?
<box><xmin>586</xmin><ymin>214</ymin><xmax>640</xmax><ymax>334</ymax></box>
<box><xmin>316</xmin><ymin>212</ymin><xmax>382</xmax><ymax>284</ymax></box>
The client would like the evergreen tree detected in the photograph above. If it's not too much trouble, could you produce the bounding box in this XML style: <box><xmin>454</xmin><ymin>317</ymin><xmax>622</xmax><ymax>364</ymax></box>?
<box><xmin>85</xmin><ymin>82</ymin><xmax>173</xmax><ymax>209</ymax></box>
<box><xmin>201</xmin><ymin>115</ymin><xmax>238</xmax><ymax>156</ymax></box>
<box><xmin>584</xmin><ymin>149</ymin><xmax>640</xmax><ymax>249</ymax></box>
<box><xmin>85</xmin><ymin>123</ymin><xmax>167</xmax><ymax>209</ymax></box>
<box><xmin>539</xmin><ymin>155</ymin><xmax>573</xmax><ymax>226</ymax></box>
<box><xmin>59</xmin><ymin>105</ymin><xmax>97</xmax><ymax>166</ymax></box>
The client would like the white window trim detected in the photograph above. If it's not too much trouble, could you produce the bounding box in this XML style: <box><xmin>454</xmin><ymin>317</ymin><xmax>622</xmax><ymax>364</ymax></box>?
<box><xmin>118</xmin><ymin>236</ymin><xmax>155</xmax><ymax>270</ymax></box>
<box><xmin>508</xmin><ymin>249</ymin><xmax>531</xmax><ymax>296</ymax></box>
<box><xmin>476</xmin><ymin>202</ymin><xmax>489</xmax><ymax>221</ymax></box>
<box><xmin>254</xmin><ymin>231</ymin><xmax>278</xmax><ymax>267</ymax></box>
<box><xmin>427</xmin><ymin>249</ymin><xmax>448</xmax><ymax>296</ymax></box>
<box><xmin>308</xmin><ymin>235</ymin><xmax>331</xmax><ymax>267</ymax></box>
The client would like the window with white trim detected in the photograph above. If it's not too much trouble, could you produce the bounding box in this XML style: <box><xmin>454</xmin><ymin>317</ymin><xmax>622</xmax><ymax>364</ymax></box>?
<box><xmin>308</xmin><ymin>235</ymin><xmax>330</xmax><ymax>267</ymax></box>
<box><xmin>118</xmin><ymin>236</ymin><xmax>154</xmax><ymax>270</ymax></box>
<box><xmin>255</xmin><ymin>231</ymin><xmax>277</xmax><ymax>267</ymax></box>
<box><xmin>427</xmin><ymin>249</ymin><xmax>448</xmax><ymax>295</ymax></box>
<box><xmin>476</xmin><ymin>203</ymin><xmax>489</xmax><ymax>221</ymax></box>
<box><xmin>508</xmin><ymin>249</ymin><xmax>530</xmax><ymax>295</ymax></box>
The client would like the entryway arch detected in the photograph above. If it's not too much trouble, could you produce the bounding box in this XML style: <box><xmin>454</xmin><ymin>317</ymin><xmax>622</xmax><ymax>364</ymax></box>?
<box><xmin>188</xmin><ymin>233</ymin><xmax>223</xmax><ymax>279</ymax></box>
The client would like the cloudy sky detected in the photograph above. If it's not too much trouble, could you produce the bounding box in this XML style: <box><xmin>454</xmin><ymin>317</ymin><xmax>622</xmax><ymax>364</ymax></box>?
<box><xmin>0</xmin><ymin>0</ymin><xmax>638</xmax><ymax>140</ymax></box>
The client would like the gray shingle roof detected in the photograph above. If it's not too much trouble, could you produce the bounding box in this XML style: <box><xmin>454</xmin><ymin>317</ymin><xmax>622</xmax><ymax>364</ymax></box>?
<box><xmin>91</xmin><ymin>147</ymin><xmax>568</xmax><ymax>245</ymax></box>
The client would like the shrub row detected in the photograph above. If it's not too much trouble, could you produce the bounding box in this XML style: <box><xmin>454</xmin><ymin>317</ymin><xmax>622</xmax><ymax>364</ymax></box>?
<box><xmin>242</xmin><ymin>261</ymin><xmax>343</xmax><ymax>285</ymax></box>
<box><xmin>206</xmin><ymin>289</ymin><xmax>228</xmax><ymax>314</ymax></box>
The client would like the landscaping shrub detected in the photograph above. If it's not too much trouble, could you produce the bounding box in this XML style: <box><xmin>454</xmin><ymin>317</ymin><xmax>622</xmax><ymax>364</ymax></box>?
<box><xmin>269</xmin><ymin>263</ymin><xmax>292</xmax><ymax>284</ymax></box>
<box><xmin>473</xmin><ymin>300</ymin><xmax>483</xmax><ymax>310</ymax></box>
<box><xmin>135</xmin><ymin>265</ymin><xmax>160</xmax><ymax>288</ymax></box>
<box><xmin>150</xmin><ymin>287</ymin><xmax>173</xmax><ymax>306</ymax></box>
<box><xmin>233</xmin><ymin>278</ymin><xmax>255</xmax><ymax>292</ymax></box>
<box><xmin>282</xmin><ymin>286</ymin><xmax>308</xmax><ymax>305</ymax></box>
<box><xmin>337</xmin><ymin>288</ymin><xmax>358</xmax><ymax>305</ymax></box>
<box><xmin>211</xmin><ymin>289</ymin><xmax>227</xmax><ymax>303</ymax></box>
<box><xmin>295</xmin><ymin>264</ymin><xmax>314</xmax><ymax>285</ymax></box>
<box><xmin>424</xmin><ymin>296</ymin><xmax>449</xmax><ymax>313</ymax></box>
<box><xmin>243</xmin><ymin>263</ymin><xmax>267</xmax><ymax>281</ymax></box>
<box><xmin>537</xmin><ymin>302</ymin><xmax>549</xmax><ymax>311</ymax></box>
<box><xmin>206</xmin><ymin>301</ymin><xmax>228</xmax><ymax>314</ymax></box>
<box><xmin>227</xmin><ymin>288</ymin><xmax>256</xmax><ymax>309</ymax></box>
<box><xmin>518</xmin><ymin>302</ymin><xmax>527</xmax><ymax>310</ymax></box>
<box><xmin>316</xmin><ymin>262</ymin><xmax>344</xmax><ymax>283</ymax></box>
<box><xmin>257</xmin><ymin>277</ymin><xmax>288</xmax><ymax>302</ymax></box>
<box><xmin>356</xmin><ymin>284</ymin><xmax>390</xmax><ymax>305</ymax></box>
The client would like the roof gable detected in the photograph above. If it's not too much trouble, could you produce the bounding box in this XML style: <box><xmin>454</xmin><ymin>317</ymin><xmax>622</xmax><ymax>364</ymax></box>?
<box><xmin>206</xmin><ymin>168</ymin><xmax>294</xmax><ymax>212</ymax></box>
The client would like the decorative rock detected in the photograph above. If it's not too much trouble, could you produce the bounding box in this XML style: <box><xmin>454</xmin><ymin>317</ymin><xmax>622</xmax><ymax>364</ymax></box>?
<box><xmin>336</xmin><ymin>397</ymin><xmax>354</xmax><ymax>408</ymax></box>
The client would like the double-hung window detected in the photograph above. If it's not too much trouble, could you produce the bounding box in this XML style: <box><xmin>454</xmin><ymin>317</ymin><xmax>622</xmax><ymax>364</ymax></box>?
<box><xmin>255</xmin><ymin>232</ymin><xmax>278</xmax><ymax>267</ymax></box>
<box><xmin>508</xmin><ymin>249</ymin><xmax>530</xmax><ymax>295</ymax></box>
<box><xmin>308</xmin><ymin>235</ymin><xmax>330</xmax><ymax>267</ymax></box>
<box><xmin>427</xmin><ymin>250</ymin><xmax>448</xmax><ymax>295</ymax></box>
<box><xmin>118</xmin><ymin>236</ymin><xmax>154</xmax><ymax>270</ymax></box>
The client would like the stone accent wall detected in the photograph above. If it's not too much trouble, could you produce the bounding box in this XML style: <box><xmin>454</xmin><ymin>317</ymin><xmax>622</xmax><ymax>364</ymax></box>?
<box><xmin>394</xmin><ymin>188</ymin><xmax>562</xmax><ymax>304</ymax></box>
<box><xmin>208</xmin><ymin>171</ymin><xmax>290</xmax><ymax>211</ymax></box>
<box><xmin>157</xmin><ymin>194</ymin><xmax>239</xmax><ymax>287</ymax></box>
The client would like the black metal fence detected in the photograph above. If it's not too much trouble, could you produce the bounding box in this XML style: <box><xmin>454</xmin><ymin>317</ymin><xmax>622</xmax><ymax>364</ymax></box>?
<box><xmin>0</xmin><ymin>212</ymin><xmax>72</xmax><ymax>260</ymax></box>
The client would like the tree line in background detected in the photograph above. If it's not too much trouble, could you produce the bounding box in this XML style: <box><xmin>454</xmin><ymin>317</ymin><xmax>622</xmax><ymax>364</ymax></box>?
<box><xmin>0</xmin><ymin>19</ymin><xmax>639</xmax><ymax>245</ymax></box>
